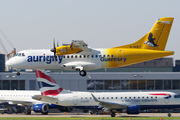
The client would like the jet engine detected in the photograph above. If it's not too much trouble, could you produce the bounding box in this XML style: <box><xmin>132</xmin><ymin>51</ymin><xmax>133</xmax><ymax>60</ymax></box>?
<box><xmin>33</xmin><ymin>104</ymin><xmax>49</xmax><ymax>115</ymax></box>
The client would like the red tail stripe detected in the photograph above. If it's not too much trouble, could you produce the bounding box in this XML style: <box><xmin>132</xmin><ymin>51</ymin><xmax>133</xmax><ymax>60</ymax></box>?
<box><xmin>35</xmin><ymin>70</ymin><xmax>57</xmax><ymax>83</ymax></box>
<box><xmin>41</xmin><ymin>88</ymin><xmax>63</xmax><ymax>96</ymax></box>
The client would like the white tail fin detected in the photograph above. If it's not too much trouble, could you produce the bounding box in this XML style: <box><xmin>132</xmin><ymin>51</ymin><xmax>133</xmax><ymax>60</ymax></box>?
<box><xmin>35</xmin><ymin>69</ymin><xmax>71</xmax><ymax>96</ymax></box>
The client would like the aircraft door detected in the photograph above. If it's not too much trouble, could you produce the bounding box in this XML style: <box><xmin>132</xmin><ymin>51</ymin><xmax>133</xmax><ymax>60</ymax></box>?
<box><xmin>164</xmin><ymin>98</ymin><xmax>169</xmax><ymax>104</ymax></box>
<box><xmin>73</xmin><ymin>96</ymin><xmax>78</xmax><ymax>105</ymax></box>
<box><xmin>116</xmin><ymin>50</ymin><xmax>123</xmax><ymax>64</ymax></box>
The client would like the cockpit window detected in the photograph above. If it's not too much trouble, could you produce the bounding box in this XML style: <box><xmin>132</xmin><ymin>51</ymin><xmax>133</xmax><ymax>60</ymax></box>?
<box><xmin>15</xmin><ymin>53</ymin><xmax>25</xmax><ymax>57</ymax></box>
<box><xmin>174</xmin><ymin>95</ymin><xmax>180</xmax><ymax>98</ymax></box>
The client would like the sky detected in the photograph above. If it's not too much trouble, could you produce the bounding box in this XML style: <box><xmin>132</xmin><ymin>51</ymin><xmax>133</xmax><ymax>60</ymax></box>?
<box><xmin>0</xmin><ymin>0</ymin><xmax>180</xmax><ymax>61</ymax></box>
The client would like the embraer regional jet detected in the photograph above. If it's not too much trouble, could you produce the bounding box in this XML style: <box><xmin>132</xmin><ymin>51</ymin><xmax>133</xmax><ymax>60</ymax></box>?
<box><xmin>33</xmin><ymin>69</ymin><xmax>180</xmax><ymax>117</ymax></box>
<box><xmin>6</xmin><ymin>17</ymin><xmax>174</xmax><ymax>76</ymax></box>
<box><xmin>0</xmin><ymin>90</ymin><xmax>73</xmax><ymax>115</ymax></box>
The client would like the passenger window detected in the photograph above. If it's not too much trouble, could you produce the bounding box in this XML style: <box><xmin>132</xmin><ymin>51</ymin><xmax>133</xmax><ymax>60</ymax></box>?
<box><xmin>121</xmin><ymin>97</ymin><xmax>123</xmax><ymax>99</ymax></box>
<box><xmin>63</xmin><ymin>56</ymin><xmax>65</xmax><ymax>58</ymax></box>
<box><xmin>67</xmin><ymin>56</ymin><xmax>69</xmax><ymax>58</ymax></box>
<box><xmin>103</xmin><ymin>55</ymin><xmax>105</xmax><ymax>57</ymax></box>
<box><xmin>138</xmin><ymin>97</ymin><xmax>140</xmax><ymax>99</ymax></box>
<box><xmin>107</xmin><ymin>97</ymin><xmax>109</xmax><ymax>99</ymax></box>
<box><xmin>15</xmin><ymin>53</ymin><xmax>19</xmax><ymax>56</ymax></box>
<box><xmin>103</xmin><ymin>97</ymin><xmax>104</xmax><ymax>99</ymax></box>
<box><xmin>71</xmin><ymin>55</ymin><xmax>73</xmax><ymax>58</ymax></box>
<box><xmin>90</xmin><ymin>97</ymin><xmax>92</xmax><ymax>99</ymax></box>
<box><xmin>111</xmin><ymin>55</ymin><xmax>114</xmax><ymax>57</ymax></box>
<box><xmin>87</xmin><ymin>55</ymin><xmax>89</xmax><ymax>58</ymax></box>
<box><xmin>116</xmin><ymin>97</ymin><xmax>117</xmax><ymax>99</ymax></box>
<box><xmin>107</xmin><ymin>55</ymin><xmax>109</xmax><ymax>58</ymax></box>
<box><xmin>142</xmin><ymin>97</ymin><xmax>144</xmax><ymax>99</ymax></box>
<box><xmin>81</xmin><ymin>97</ymin><xmax>83</xmax><ymax>99</ymax></box>
<box><xmin>98</xmin><ymin>97</ymin><xmax>100</xmax><ymax>99</ymax></box>
<box><xmin>111</xmin><ymin>97</ymin><xmax>113</xmax><ymax>99</ymax></box>
<box><xmin>18</xmin><ymin>53</ymin><xmax>21</xmax><ymax>56</ymax></box>
<box><xmin>85</xmin><ymin>97</ymin><xmax>87</xmax><ymax>99</ymax></box>
<box><xmin>174</xmin><ymin>95</ymin><xmax>179</xmax><ymax>98</ymax></box>
<box><xmin>22</xmin><ymin>53</ymin><xmax>25</xmax><ymax>56</ymax></box>
<box><xmin>129</xmin><ymin>97</ymin><xmax>131</xmax><ymax>99</ymax></box>
<box><xmin>84</xmin><ymin>55</ymin><xmax>86</xmax><ymax>58</ymax></box>
<box><xmin>125</xmin><ymin>97</ymin><xmax>127</xmax><ymax>99</ymax></box>
<box><xmin>155</xmin><ymin>97</ymin><xmax>157</xmax><ymax>98</ymax></box>
<box><xmin>91</xmin><ymin>55</ymin><xmax>94</xmax><ymax>58</ymax></box>
<box><xmin>99</xmin><ymin>55</ymin><xmax>101</xmax><ymax>57</ymax></box>
<box><xmin>151</xmin><ymin>97</ymin><xmax>153</xmax><ymax>98</ymax></box>
<box><xmin>95</xmin><ymin>55</ymin><xmax>98</xmax><ymax>58</ymax></box>
<box><xmin>79</xmin><ymin>55</ymin><xmax>82</xmax><ymax>58</ymax></box>
<box><xmin>134</xmin><ymin>97</ymin><xmax>136</xmax><ymax>99</ymax></box>
<box><xmin>75</xmin><ymin>55</ymin><xmax>77</xmax><ymax>58</ymax></box>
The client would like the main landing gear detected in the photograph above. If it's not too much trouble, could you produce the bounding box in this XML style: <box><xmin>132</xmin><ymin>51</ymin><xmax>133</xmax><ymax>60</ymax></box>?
<box><xmin>168</xmin><ymin>109</ymin><xmax>171</xmax><ymax>117</ymax></box>
<box><xmin>111</xmin><ymin>112</ymin><xmax>116</xmax><ymax>117</ymax></box>
<box><xmin>79</xmin><ymin>70</ymin><xmax>87</xmax><ymax>77</ymax></box>
<box><xmin>24</xmin><ymin>107</ymin><xmax>31</xmax><ymax>115</ymax></box>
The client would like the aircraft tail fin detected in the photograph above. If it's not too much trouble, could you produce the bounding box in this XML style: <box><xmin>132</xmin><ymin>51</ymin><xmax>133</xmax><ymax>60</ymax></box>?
<box><xmin>35</xmin><ymin>69</ymin><xmax>71</xmax><ymax>96</ymax></box>
<box><xmin>114</xmin><ymin>17</ymin><xmax>174</xmax><ymax>50</ymax></box>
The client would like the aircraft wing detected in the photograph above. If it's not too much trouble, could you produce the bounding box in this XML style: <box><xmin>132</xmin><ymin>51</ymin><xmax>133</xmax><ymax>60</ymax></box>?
<box><xmin>0</xmin><ymin>100</ymin><xmax>34</xmax><ymax>106</ymax></box>
<box><xmin>70</xmin><ymin>40</ymin><xmax>91</xmax><ymax>52</ymax></box>
<box><xmin>32</xmin><ymin>95</ymin><xmax>58</xmax><ymax>103</ymax></box>
<box><xmin>91</xmin><ymin>94</ymin><xmax>127</xmax><ymax>110</ymax></box>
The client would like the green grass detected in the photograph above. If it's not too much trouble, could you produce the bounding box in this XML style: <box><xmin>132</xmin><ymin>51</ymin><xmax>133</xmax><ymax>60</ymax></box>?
<box><xmin>0</xmin><ymin>117</ymin><xmax>180</xmax><ymax>120</ymax></box>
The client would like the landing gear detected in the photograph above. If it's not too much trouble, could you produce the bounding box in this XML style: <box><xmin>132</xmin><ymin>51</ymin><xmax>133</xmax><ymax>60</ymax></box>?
<box><xmin>24</xmin><ymin>109</ymin><xmax>31</xmax><ymax>115</ymax></box>
<box><xmin>16</xmin><ymin>72</ymin><xmax>20</xmax><ymax>76</ymax></box>
<box><xmin>168</xmin><ymin>113</ymin><xmax>171</xmax><ymax>117</ymax></box>
<box><xmin>79</xmin><ymin>70</ymin><xmax>87</xmax><ymax>77</ymax></box>
<box><xmin>111</xmin><ymin>112</ymin><xmax>116</xmax><ymax>117</ymax></box>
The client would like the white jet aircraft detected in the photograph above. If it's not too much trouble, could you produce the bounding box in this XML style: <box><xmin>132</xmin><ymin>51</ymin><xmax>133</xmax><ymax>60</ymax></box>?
<box><xmin>0</xmin><ymin>90</ymin><xmax>72</xmax><ymax>115</ymax></box>
<box><xmin>33</xmin><ymin>69</ymin><xmax>180</xmax><ymax>117</ymax></box>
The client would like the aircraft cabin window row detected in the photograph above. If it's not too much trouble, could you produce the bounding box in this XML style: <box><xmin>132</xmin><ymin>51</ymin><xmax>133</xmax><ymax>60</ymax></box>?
<box><xmin>81</xmin><ymin>96</ymin><xmax>158</xmax><ymax>100</ymax></box>
<box><xmin>1</xmin><ymin>94</ymin><xmax>33</xmax><ymax>97</ymax></box>
<box><xmin>63</xmin><ymin>54</ymin><xmax>113</xmax><ymax>59</ymax></box>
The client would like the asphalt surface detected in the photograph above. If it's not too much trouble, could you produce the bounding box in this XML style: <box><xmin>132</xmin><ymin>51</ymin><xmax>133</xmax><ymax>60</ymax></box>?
<box><xmin>0</xmin><ymin>113</ymin><xmax>179</xmax><ymax>117</ymax></box>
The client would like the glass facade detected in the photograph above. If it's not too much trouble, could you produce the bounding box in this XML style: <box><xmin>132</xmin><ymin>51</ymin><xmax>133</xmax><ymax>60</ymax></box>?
<box><xmin>87</xmin><ymin>79</ymin><xmax>180</xmax><ymax>90</ymax></box>
<box><xmin>1</xmin><ymin>80</ymin><xmax>25</xmax><ymax>90</ymax></box>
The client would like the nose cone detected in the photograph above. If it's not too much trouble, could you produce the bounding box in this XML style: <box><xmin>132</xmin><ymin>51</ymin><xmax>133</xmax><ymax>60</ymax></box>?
<box><xmin>6</xmin><ymin>59</ymin><xmax>12</xmax><ymax>66</ymax></box>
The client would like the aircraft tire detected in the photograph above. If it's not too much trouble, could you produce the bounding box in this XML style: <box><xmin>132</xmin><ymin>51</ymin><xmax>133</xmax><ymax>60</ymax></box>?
<box><xmin>79</xmin><ymin>70</ymin><xmax>87</xmax><ymax>77</ymax></box>
<box><xmin>17</xmin><ymin>72</ymin><xmax>20</xmax><ymax>76</ymax></box>
<box><xmin>168</xmin><ymin>113</ymin><xmax>171</xmax><ymax>117</ymax></box>
<box><xmin>24</xmin><ymin>110</ymin><xmax>28</xmax><ymax>115</ymax></box>
<box><xmin>42</xmin><ymin>112</ymin><xmax>48</xmax><ymax>115</ymax></box>
<box><xmin>111</xmin><ymin>112</ymin><xmax>115</xmax><ymax>117</ymax></box>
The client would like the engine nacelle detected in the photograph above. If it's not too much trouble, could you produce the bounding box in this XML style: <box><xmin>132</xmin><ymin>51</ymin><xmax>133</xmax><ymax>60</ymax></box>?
<box><xmin>127</xmin><ymin>106</ymin><xmax>140</xmax><ymax>114</ymax></box>
<box><xmin>33</xmin><ymin>104</ymin><xmax>49</xmax><ymax>114</ymax></box>
<box><xmin>58</xmin><ymin>107</ymin><xmax>73</xmax><ymax>112</ymax></box>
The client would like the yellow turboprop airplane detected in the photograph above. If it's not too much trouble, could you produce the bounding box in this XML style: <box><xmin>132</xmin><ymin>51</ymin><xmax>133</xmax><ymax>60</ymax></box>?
<box><xmin>6</xmin><ymin>17</ymin><xmax>174</xmax><ymax>77</ymax></box>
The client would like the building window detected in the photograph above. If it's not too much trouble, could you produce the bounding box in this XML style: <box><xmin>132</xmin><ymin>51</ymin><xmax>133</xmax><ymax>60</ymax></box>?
<box><xmin>138</xmin><ymin>80</ymin><xmax>146</xmax><ymax>90</ymax></box>
<box><xmin>130</xmin><ymin>80</ymin><xmax>137</xmax><ymax>90</ymax></box>
<box><xmin>147</xmin><ymin>80</ymin><xmax>154</xmax><ymax>90</ymax></box>
<box><xmin>155</xmin><ymin>80</ymin><xmax>163</xmax><ymax>90</ymax></box>
<box><xmin>11</xmin><ymin>80</ymin><xmax>18</xmax><ymax>90</ymax></box>
<box><xmin>96</xmin><ymin>80</ymin><xmax>103</xmax><ymax>90</ymax></box>
<box><xmin>121</xmin><ymin>80</ymin><xmax>129</xmax><ymax>90</ymax></box>
<box><xmin>104</xmin><ymin>80</ymin><xmax>112</xmax><ymax>90</ymax></box>
<box><xmin>3</xmin><ymin>80</ymin><xmax>10</xmax><ymax>90</ymax></box>
<box><xmin>164</xmin><ymin>80</ymin><xmax>171</xmax><ymax>90</ymax></box>
<box><xmin>87</xmin><ymin>80</ymin><xmax>95</xmax><ymax>90</ymax></box>
<box><xmin>112</xmin><ymin>80</ymin><xmax>120</xmax><ymax>90</ymax></box>
<box><xmin>173</xmin><ymin>80</ymin><xmax>180</xmax><ymax>90</ymax></box>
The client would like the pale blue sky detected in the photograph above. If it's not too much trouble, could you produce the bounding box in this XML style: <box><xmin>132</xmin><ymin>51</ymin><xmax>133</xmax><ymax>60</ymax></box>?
<box><xmin>0</xmin><ymin>0</ymin><xmax>180</xmax><ymax>60</ymax></box>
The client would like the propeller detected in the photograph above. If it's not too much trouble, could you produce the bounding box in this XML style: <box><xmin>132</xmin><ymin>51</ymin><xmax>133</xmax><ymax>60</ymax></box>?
<box><xmin>50</xmin><ymin>38</ymin><xmax>57</xmax><ymax>59</ymax></box>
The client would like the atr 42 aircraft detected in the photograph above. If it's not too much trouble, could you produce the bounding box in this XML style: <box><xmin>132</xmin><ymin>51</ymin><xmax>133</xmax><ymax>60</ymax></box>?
<box><xmin>0</xmin><ymin>90</ymin><xmax>73</xmax><ymax>115</ymax></box>
<box><xmin>33</xmin><ymin>69</ymin><xmax>180</xmax><ymax>117</ymax></box>
<box><xmin>6</xmin><ymin>17</ymin><xmax>174</xmax><ymax>76</ymax></box>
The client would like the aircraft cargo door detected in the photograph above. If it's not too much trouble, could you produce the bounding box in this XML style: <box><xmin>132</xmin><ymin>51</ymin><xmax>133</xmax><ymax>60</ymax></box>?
<box><xmin>116</xmin><ymin>50</ymin><xmax>123</xmax><ymax>64</ymax></box>
<box><xmin>73</xmin><ymin>96</ymin><xmax>78</xmax><ymax>105</ymax></box>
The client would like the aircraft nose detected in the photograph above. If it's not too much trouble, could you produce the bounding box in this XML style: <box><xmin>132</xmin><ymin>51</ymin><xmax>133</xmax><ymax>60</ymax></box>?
<box><xmin>6</xmin><ymin>59</ymin><xmax>12</xmax><ymax>66</ymax></box>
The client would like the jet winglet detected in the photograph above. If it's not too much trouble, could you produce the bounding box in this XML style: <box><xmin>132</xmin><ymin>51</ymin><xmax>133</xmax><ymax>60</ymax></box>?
<box><xmin>91</xmin><ymin>93</ymin><xmax>99</xmax><ymax>102</ymax></box>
